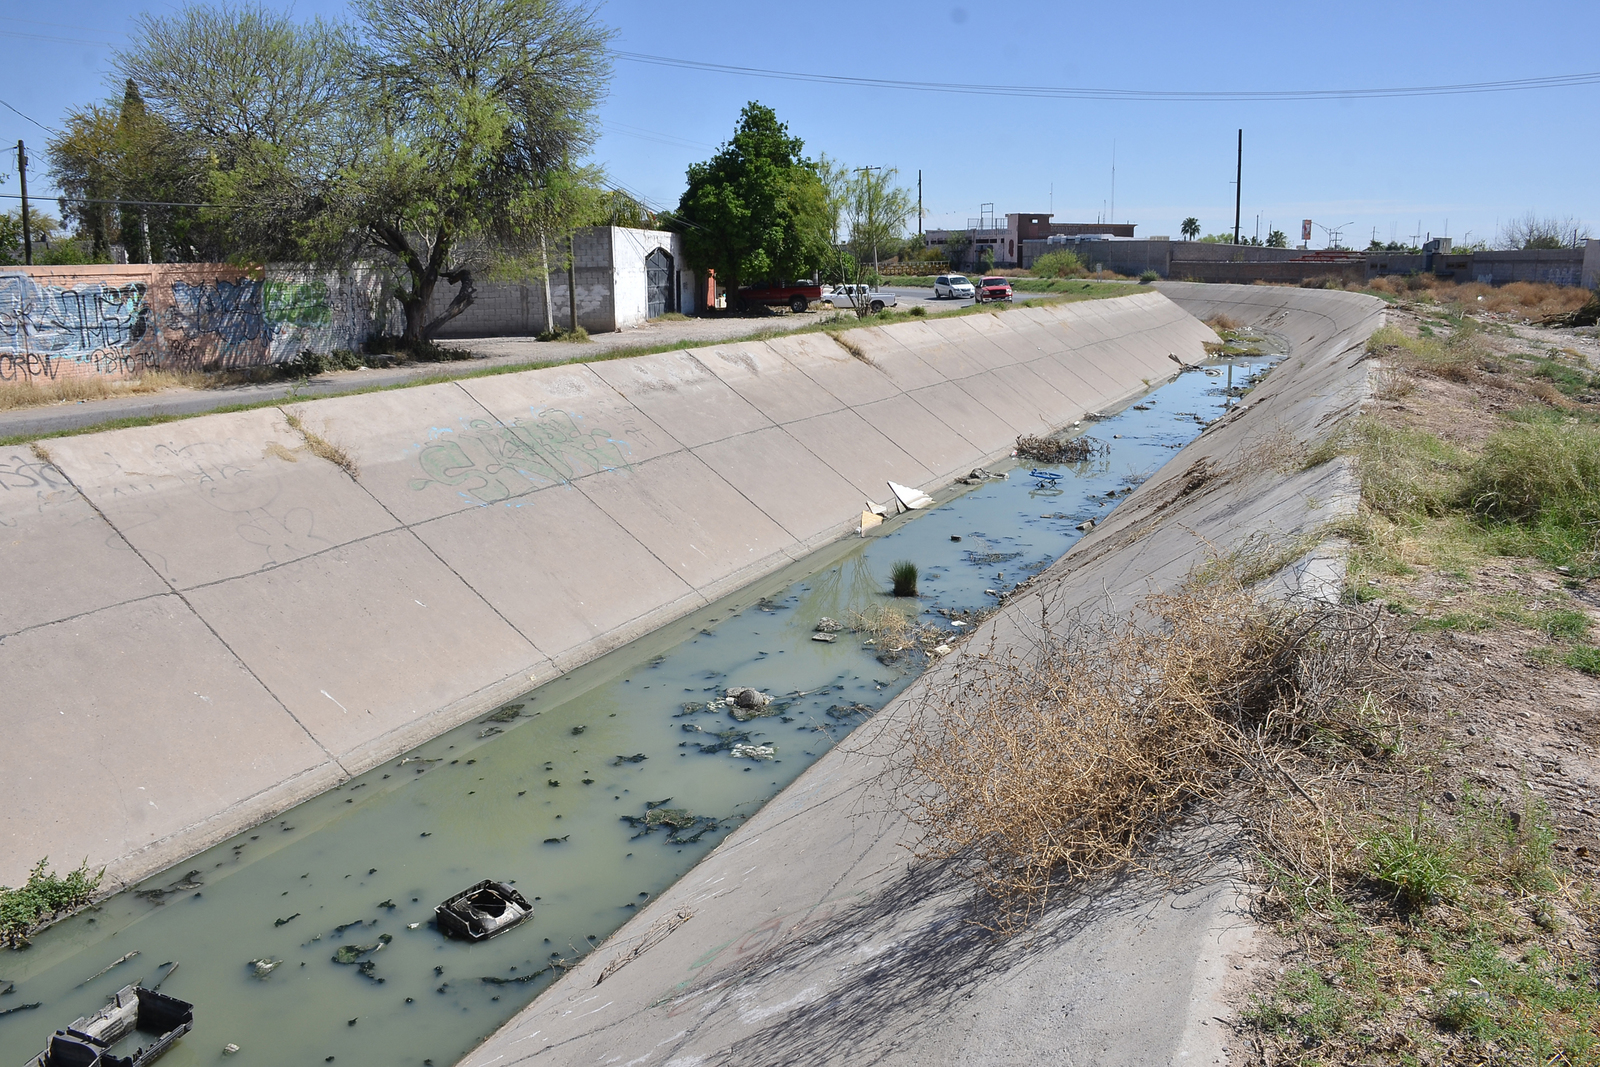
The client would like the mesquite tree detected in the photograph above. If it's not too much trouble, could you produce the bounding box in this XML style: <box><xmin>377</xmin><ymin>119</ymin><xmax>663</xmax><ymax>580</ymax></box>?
<box><xmin>115</xmin><ymin>0</ymin><xmax>612</xmax><ymax>345</ymax></box>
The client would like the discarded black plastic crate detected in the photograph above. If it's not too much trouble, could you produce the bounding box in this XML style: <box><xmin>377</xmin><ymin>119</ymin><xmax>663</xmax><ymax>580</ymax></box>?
<box><xmin>435</xmin><ymin>880</ymin><xmax>533</xmax><ymax>942</ymax></box>
<box><xmin>35</xmin><ymin>984</ymin><xmax>193</xmax><ymax>1067</ymax></box>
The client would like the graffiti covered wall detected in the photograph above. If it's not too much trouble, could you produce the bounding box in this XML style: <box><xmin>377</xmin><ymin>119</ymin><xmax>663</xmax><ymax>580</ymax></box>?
<box><xmin>0</xmin><ymin>264</ymin><xmax>392</xmax><ymax>383</ymax></box>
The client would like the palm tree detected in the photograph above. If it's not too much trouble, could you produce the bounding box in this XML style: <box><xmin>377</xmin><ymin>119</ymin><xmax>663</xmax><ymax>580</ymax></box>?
<box><xmin>1181</xmin><ymin>217</ymin><xmax>1200</xmax><ymax>242</ymax></box>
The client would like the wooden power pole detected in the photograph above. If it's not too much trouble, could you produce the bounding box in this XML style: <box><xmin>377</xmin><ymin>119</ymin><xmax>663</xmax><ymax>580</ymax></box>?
<box><xmin>17</xmin><ymin>140</ymin><xmax>33</xmax><ymax>266</ymax></box>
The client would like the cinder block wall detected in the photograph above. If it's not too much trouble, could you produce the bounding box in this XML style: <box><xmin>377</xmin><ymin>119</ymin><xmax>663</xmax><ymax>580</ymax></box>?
<box><xmin>427</xmin><ymin>227</ymin><xmax>692</xmax><ymax>338</ymax></box>
<box><xmin>0</xmin><ymin>263</ymin><xmax>384</xmax><ymax>383</ymax></box>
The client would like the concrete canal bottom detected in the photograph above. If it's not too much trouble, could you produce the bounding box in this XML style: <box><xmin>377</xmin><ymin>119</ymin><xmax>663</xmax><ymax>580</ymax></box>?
<box><xmin>0</xmin><ymin>355</ymin><xmax>1276</xmax><ymax>1067</ymax></box>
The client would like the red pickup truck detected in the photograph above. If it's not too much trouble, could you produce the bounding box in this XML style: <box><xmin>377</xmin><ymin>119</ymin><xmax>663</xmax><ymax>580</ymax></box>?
<box><xmin>735</xmin><ymin>280</ymin><xmax>822</xmax><ymax>314</ymax></box>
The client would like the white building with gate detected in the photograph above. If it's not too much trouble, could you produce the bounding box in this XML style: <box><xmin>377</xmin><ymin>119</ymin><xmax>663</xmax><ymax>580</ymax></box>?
<box><xmin>428</xmin><ymin>226</ymin><xmax>696</xmax><ymax>338</ymax></box>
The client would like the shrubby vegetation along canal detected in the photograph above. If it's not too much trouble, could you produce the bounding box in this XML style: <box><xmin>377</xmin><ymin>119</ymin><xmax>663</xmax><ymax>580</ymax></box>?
<box><xmin>0</xmin><ymin>352</ymin><xmax>1277</xmax><ymax>1066</ymax></box>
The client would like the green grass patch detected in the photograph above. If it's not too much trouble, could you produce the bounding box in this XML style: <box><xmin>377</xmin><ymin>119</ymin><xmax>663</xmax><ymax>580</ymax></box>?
<box><xmin>1364</xmin><ymin>811</ymin><xmax>1466</xmax><ymax>908</ymax></box>
<box><xmin>1253</xmin><ymin>796</ymin><xmax>1593</xmax><ymax>1063</ymax></box>
<box><xmin>1564</xmin><ymin>645</ymin><xmax>1600</xmax><ymax>675</ymax></box>
<box><xmin>1537</xmin><ymin>608</ymin><xmax>1592</xmax><ymax>640</ymax></box>
<box><xmin>1413</xmin><ymin>611</ymin><xmax>1494</xmax><ymax>633</ymax></box>
<box><xmin>1532</xmin><ymin>358</ymin><xmax>1597</xmax><ymax>396</ymax></box>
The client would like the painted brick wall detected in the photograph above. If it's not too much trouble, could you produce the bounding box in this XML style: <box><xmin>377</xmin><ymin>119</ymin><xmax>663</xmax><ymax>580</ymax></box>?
<box><xmin>0</xmin><ymin>263</ymin><xmax>386</xmax><ymax>383</ymax></box>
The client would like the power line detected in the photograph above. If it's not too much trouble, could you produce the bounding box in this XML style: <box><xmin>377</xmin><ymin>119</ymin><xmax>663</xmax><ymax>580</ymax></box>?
<box><xmin>612</xmin><ymin>50</ymin><xmax>1600</xmax><ymax>103</ymax></box>
<box><xmin>0</xmin><ymin>28</ymin><xmax>118</xmax><ymax>47</ymax></box>
<box><xmin>0</xmin><ymin>98</ymin><xmax>57</xmax><ymax>135</ymax></box>
<box><xmin>0</xmin><ymin>192</ymin><xmax>215</xmax><ymax>208</ymax></box>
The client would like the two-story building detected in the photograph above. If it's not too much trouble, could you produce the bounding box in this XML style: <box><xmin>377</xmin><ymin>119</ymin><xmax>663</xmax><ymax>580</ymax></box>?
<box><xmin>924</xmin><ymin>213</ymin><xmax>1137</xmax><ymax>270</ymax></box>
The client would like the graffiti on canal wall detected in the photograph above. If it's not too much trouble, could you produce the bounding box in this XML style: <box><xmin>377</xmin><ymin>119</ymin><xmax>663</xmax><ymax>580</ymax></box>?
<box><xmin>0</xmin><ymin>266</ymin><xmax>383</xmax><ymax>382</ymax></box>
<box><xmin>408</xmin><ymin>410</ymin><xmax>636</xmax><ymax>504</ymax></box>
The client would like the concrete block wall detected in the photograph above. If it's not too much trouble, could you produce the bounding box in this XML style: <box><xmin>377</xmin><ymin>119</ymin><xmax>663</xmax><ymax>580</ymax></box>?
<box><xmin>427</xmin><ymin>227</ymin><xmax>692</xmax><ymax>339</ymax></box>
<box><xmin>0</xmin><ymin>291</ymin><xmax>1213</xmax><ymax>891</ymax></box>
<box><xmin>0</xmin><ymin>263</ymin><xmax>383</xmax><ymax>383</ymax></box>
<box><xmin>1171</xmin><ymin>260</ymin><xmax>1368</xmax><ymax>288</ymax></box>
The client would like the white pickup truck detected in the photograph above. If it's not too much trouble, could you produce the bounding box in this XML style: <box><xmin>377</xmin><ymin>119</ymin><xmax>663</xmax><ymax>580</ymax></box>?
<box><xmin>820</xmin><ymin>284</ymin><xmax>897</xmax><ymax>313</ymax></box>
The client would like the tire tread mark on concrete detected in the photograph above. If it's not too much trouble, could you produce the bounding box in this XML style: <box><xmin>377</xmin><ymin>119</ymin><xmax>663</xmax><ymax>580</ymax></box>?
<box><xmin>40</xmin><ymin>455</ymin><xmax>349</xmax><ymax>773</ymax></box>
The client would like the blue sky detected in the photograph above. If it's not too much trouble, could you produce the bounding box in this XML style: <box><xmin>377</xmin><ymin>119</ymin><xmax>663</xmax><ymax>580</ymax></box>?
<box><xmin>4</xmin><ymin>0</ymin><xmax>1597</xmax><ymax>249</ymax></box>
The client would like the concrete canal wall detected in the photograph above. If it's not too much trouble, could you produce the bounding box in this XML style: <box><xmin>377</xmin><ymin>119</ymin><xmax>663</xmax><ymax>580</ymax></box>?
<box><xmin>0</xmin><ymin>291</ymin><xmax>1214</xmax><ymax>890</ymax></box>
<box><xmin>459</xmin><ymin>284</ymin><xmax>1385</xmax><ymax>1067</ymax></box>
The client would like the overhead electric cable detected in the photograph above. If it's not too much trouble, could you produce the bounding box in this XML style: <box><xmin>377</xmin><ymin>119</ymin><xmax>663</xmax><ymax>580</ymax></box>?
<box><xmin>0</xmin><ymin>29</ymin><xmax>118</xmax><ymax>47</ymax></box>
<box><xmin>0</xmin><ymin>97</ymin><xmax>57</xmax><ymax>135</ymax></box>
<box><xmin>612</xmin><ymin>51</ymin><xmax>1600</xmax><ymax>102</ymax></box>
<box><xmin>0</xmin><ymin>192</ymin><xmax>216</xmax><ymax>208</ymax></box>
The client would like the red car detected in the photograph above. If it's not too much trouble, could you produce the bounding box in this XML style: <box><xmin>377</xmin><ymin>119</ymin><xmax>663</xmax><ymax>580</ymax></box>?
<box><xmin>976</xmin><ymin>276</ymin><xmax>1013</xmax><ymax>302</ymax></box>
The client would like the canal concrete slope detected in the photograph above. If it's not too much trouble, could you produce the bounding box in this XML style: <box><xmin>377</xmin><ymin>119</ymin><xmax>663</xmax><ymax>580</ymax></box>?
<box><xmin>459</xmin><ymin>284</ymin><xmax>1384</xmax><ymax>1067</ymax></box>
<box><xmin>0</xmin><ymin>292</ymin><xmax>1213</xmax><ymax>890</ymax></box>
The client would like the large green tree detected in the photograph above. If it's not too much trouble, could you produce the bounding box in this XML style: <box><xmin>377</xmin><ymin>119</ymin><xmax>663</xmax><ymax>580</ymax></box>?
<box><xmin>674</xmin><ymin>103</ymin><xmax>831</xmax><ymax>293</ymax></box>
<box><xmin>113</xmin><ymin>0</ymin><xmax>613</xmax><ymax>344</ymax></box>
<box><xmin>49</xmin><ymin>80</ymin><xmax>209</xmax><ymax>262</ymax></box>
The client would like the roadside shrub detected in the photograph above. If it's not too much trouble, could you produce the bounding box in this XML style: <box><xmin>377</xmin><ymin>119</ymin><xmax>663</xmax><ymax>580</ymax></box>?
<box><xmin>283</xmin><ymin>349</ymin><xmax>365</xmax><ymax>377</ymax></box>
<box><xmin>1</xmin><ymin>858</ymin><xmax>103</xmax><ymax>947</ymax></box>
<box><xmin>537</xmin><ymin>326</ymin><xmax>590</xmax><ymax>343</ymax></box>
<box><xmin>1031</xmin><ymin>250</ymin><xmax>1084</xmax><ymax>279</ymax></box>
<box><xmin>1139</xmin><ymin>269</ymin><xmax>1160</xmax><ymax>283</ymax></box>
<box><xmin>899</xmin><ymin>574</ymin><xmax>1413</xmax><ymax>930</ymax></box>
<box><xmin>364</xmin><ymin>334</ymin><xmax>473</xmax><ymax>362</ymax></box>
<box><xmin>1464</xmin><ymin>419</ymin><xmax>1600</xmax><ymax>536</ymax></box>
<box><xmin>890</xmin><ymin>560</ymin><xmax>919</xmax><ymax>597</ymax></box>
<box><xmin>908</xmin><ymin>304</ymin><xmax>927</xmax><ymax>317</ymax></box>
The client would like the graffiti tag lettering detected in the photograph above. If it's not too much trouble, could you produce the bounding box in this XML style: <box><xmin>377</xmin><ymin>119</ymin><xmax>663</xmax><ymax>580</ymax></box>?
<box><xmin>409</xmin><ymin>411</ymin><xmax>634</xmax><ymax>504</ymax></box>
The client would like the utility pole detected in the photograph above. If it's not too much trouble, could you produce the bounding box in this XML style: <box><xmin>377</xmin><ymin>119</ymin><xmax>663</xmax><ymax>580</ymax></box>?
<box><xmin>917</xmin><ymin>170</ymin><xmax>922</xmax><ymax>237</ymax></box>
<box><xmin>1232</xmin><ymin>129</ymin><xmax>1242</xmax><ymax>245</ymax></box>
<box><xmin>17</xmin><ymin>140</ymin><xmax>33</xmax><ymax>266</ymax></box>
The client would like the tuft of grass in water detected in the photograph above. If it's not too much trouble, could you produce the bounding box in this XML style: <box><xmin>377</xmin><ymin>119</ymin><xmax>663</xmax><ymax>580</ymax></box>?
<box><xmin>1</xmin><ymin>858</ymin><xmax>104</xmax><ymax>948</ymax></box>
<box><xmin>890</xmin><ymin>560</ymin><xmax>919</xmax><ymax>597</ymax></box>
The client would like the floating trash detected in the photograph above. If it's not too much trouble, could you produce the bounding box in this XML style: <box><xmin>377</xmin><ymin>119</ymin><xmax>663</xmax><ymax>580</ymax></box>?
<box><xmin>435</xmin><ymin>882</ymin><xmax>532</xmax><ymax>942</ymax></box>
<box><xmin>248</xmin><ymin>958</ymin><xmax>282</xmax><ymax>980</ymax></box>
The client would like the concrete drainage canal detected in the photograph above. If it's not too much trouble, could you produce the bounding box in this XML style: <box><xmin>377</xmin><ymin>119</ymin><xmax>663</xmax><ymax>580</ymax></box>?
<box><xmin>0</xmin><ymin>352</ymin><xmax>1280</xmax><ymax>1066</ymax></box>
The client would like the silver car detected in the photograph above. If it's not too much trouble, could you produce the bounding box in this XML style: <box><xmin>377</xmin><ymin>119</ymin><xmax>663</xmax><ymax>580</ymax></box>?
<box><xmin>933</xmin><ymin>274</ymin><xmax>974</xmax><ymax>299</ymax></box>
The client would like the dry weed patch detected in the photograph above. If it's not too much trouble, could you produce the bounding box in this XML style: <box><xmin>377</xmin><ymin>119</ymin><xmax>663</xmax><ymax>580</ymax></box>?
<box><xmin>898</xmin><ymin>572</ymin><xmax>1412</xmax><ymax>933</ymax></box>
<box><xmin>281</xmin><ymin>408</ymin><xmax>360</xmax><ymax>479</ymax></box>
<box><xmin>1366</xmin><ymin>276</ymin><xmax>1592</xmax><ymax>320</ymax></box>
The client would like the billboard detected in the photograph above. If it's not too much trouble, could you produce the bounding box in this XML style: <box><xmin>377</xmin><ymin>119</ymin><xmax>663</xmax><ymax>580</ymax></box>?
<box><xmin>1301</xmin><ymin>219</ymin><xmax>1313</xmax><ymax>243</ymax></box>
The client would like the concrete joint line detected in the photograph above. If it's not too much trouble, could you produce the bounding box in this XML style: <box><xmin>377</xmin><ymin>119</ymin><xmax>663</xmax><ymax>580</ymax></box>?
<box><xmin>42</xmin><ymin>456</ymin><xmax>349</xmax><ymax>775</ymax></box>
<box><xmin>327</xmin><ymin>393</ymin><xmax>556</xmax><ymax>664</ymax></box>
<box><xmin>0</xmin><ymin>589</ymin><xmax>171</xmax><ymax>643</ymax></box>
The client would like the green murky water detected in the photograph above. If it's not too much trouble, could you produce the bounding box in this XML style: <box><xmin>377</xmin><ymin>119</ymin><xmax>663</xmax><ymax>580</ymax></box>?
<box><xmin>0</xmin><ymin>356</ymin><xmax>1276</xmax><ymax>1067</ymax></box>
